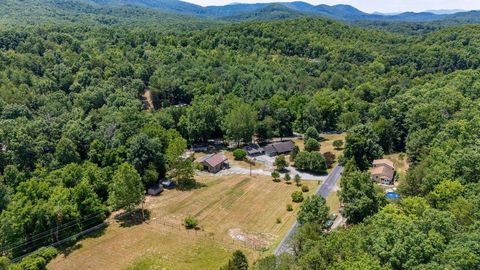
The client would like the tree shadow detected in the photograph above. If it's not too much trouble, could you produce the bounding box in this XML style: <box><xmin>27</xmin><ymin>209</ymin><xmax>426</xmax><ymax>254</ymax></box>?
<box><xmin>115</xmin><ymin>209</ymin><xmax>151</xmax><ymax>228</ymax></box>
<box><xmin>176</xmin><ymin>181</ymin><xmax>207</xmax><ymax>191</ymax></box>
<box><xmin>56</xmin><ymin>224</ymin><xmax>107</xmax><ymax>258</ymax></box>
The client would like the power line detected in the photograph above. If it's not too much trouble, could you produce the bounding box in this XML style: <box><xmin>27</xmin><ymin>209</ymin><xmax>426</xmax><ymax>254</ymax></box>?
<box><xmin>0</xmin><ymin>212</ymin><xmax>105</xmax><ymax>254</ymax></box>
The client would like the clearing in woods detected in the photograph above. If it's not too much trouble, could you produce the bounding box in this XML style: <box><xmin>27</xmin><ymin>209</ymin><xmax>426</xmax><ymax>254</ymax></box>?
<box><xmin>48</xmin><ymin>174</ymin><xmax>318</xmax><ymax>270</ymax></box>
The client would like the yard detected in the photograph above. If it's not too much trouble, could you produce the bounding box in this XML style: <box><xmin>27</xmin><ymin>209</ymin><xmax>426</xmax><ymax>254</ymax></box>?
<box><xmin>48</xmin><ymin>174</ymin><xmax>318</xmax><ymax>270</ymax></box>
<box><xmin>293</xmin><ymin>133</ymin><xmax>346</xmax><ymax>157</ymax></box>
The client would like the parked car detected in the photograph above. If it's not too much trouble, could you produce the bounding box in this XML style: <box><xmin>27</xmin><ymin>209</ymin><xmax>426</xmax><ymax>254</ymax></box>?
<box><xmin>324</xmin><ymin>214</ymin><xmax>338</xmax><ymax>229</ymax></box>
<box><xmin>161</xmin><ymin>179</ymin><xmax>176</xmax><ymax>189</ymax></box>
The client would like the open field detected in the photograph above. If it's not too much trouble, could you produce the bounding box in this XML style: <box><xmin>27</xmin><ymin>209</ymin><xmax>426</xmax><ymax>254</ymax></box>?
<box><xmin>48</xmin><ymin>174</ymin><xmax>318</xmax><ymax>270</ymax></box>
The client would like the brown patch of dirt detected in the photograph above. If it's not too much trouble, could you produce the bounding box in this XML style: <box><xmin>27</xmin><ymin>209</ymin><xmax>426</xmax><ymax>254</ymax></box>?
<box><xmin>228</xmin><ymin>228</ymin><xmax>276</xmax><ymax>249</ymax></box>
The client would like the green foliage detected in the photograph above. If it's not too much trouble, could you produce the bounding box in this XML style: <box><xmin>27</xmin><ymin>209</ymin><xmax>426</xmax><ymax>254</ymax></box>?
<box><xmin>108</xmin><ymin>162</ymin><xmax>144</xmax><ymax>212</ymax></box>
<box><xmin>274</xmin><ymin>155</ymin><xmax>288</xmax><ymax>171</ymax></box>
<box><xmin>13</xmin><ymin>247</ymin><xmax>58</xmax><ymax>270</ymax></box>
<box><xmin>304</xmin><ymin>127</ymin><xmax>319</xmax><ymax>141</ymax></box>
<box><xmin>291</xmin><ymin>190</ymin><xmax>304</xmax><ymax>203</ymax></box>
<box><xmin>339</xmin><ymin>170</ymin><xmax>386</xmax><ymax>223</ymax></box>
<box><xmin>297</xmin><ymin>195</ymin><xmax>330</xmax><ymax>225</ymax></box>
<box><xmin>343</xmin><ymin>124</ymin><xmax>384</xmax><ymax>171</ymax></box>
<box><xmin>54</xmin><ymin>137</ymin><xmax>80</xmax><ymax>167</ymax></box>
<box><xmin>222</xmin><ymin>103</ymin><xmax>256</xmax><ymax>146</ymax></box>
<box><xmin>294</xmin><ymin>151</ymin><xmax>327</xmax><ymax>174</ymax></box>
<box><xmin>271</xmin><ymin>171</ymin><xmax>280</xmax><ymax>182</ymax></box>
<box><xmin>290</xmin><ymin>145</ymin><xmax>300</xmax><ymax>161</ymax></box>
<box><xmin>221</xmin><ymin>250</ymin><xmax>248</xmax><ymax>270</ymax></box>
<box><xmin>183</xmin><ymin>216</ymin><xmax>198</xmax><ymax>229</ymax></box>
<box><xmin>168</xmin><ymin>157</ymin><xmax>196</xmax><ymax>190</ymax></box>
<box><xmin>286</xmin><ymin>203</ymin><xmax>293</xmax><ymax>211</ymax></box>
<box><xmin>301</xmin><ymin>185</ymin><xmax>309</xmax><ymax>192</ymax></box>
<box><xmin>427</xmin><ymin>180</ymin><xmax>464</xmax><ymax>210</ymax></box>
<box><xmin>233</xmin><ymin>149</ymin><xmax>248</xmax><ymax>161</ymax></box>
<box><xmin>304</xmin><ymin>138</ymin><xmax>320</xmax><ymax>152</ymax></box>
<box><xmin>333</xmin><ymin>140</ymin><xmax>344</xmax><ymax>149</ymax></box>
<box><xmin>294</xmin><ymin>174</ymin><xmax>302</xmax><ymax>187</ymax></box>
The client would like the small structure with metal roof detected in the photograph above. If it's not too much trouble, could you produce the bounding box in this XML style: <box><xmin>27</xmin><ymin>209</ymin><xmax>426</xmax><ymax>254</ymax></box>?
<box><xmin>196</xmin><ymin>152</ymin><xmax>229</xmax><ymax>173</ymax></box>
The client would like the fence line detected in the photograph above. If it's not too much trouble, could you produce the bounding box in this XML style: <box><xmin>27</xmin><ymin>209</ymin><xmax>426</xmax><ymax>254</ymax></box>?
<box><xmin>10</xmin><ymin>211</ymin><xmax>264</xmax><ymax>263</ymax></box>
<box><xmin>146</xmin><ymin>216</ymin><xmax>265</xmax><ymax>252</ymax></box>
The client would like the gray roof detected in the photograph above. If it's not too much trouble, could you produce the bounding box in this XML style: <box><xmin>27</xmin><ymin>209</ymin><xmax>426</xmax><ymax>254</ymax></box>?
<box><xmin>273</xmin><ymin>141</ymin><xmax>294</xmax><ymax>153</ymax></box>
<box><xmin>264</xmin><ymin>141</ymin><xmax>295</xmax><ymax>155</ymax></box>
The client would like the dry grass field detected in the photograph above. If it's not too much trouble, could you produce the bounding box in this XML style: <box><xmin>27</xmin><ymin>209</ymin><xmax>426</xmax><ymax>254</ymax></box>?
<box><xmin>48</xmin><ymin>174</ymin><xmax>317</xmax><ymax>270</ymax></box>
<box><xmin>293</xmin><ymin>133</ymin><xmax>346</xmax><ymax>156</ymax></box>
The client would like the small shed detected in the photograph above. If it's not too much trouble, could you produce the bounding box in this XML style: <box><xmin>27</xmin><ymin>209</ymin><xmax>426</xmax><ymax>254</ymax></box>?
<box><xmin>243</xmin><ymin>144</ymin><xmax>264</xmax><ymax>156</ymax></box>
<box><xmin>147</xmin><ymin>182</ymin><xmax>164</xmax><ymax>196</ymax></box>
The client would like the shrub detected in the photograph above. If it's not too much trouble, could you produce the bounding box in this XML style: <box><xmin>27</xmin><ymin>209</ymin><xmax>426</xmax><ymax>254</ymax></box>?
<box><xmin>271</xmin><ymin>171</ymin><xmax>281</xmax><ymax>182</ymax></box>
<box><xmin>294</xmin><ymin>174</ymin><xmax>302</xmax><ymax>186</ymax></box>
<box><xmin>323</xmin><ymin>152</ymin><xmax>336</xmax><ymax>168</ymax></box>
<box><xmin>233</xmin><ymin>149</ymin><xmax>247</xmax><ymax>160</ymax></box>
<box><xmin>184</xmin><ymin>216</ymin><xmax>198</xmax><ymax>229</ymax></box>
<box><xmin>290</xmin><ymin>145</ymin><xmax>300</xmax><ymax>161</ymax></box>
<box><xmin>276</xmin><ymin>217</ymin><xmax>282</xmax><ymax>224</ymax></box>
<box><xmin>333</xmin><ymin>140</ymin><xmax>344</xmax><ymax>149</ymax></box>
<box><xmin>304</xmin><ymin>127</ymin><xmax>319</xmax><ymax>141</ymax></box>
<box><xmin>294</xmin><ymin>151</ymin><xmax>327</xmax><ymax>174</ymax></box>
<box><xmin>291</xmin><ymin>191</ymin><xmax>304</xmax><ymax>203</ymax></box>
<box><xmin>284</xmin><ymin>173</ymin><xmax>291</xmax><ymax>182</ymax></box>
<box><xmin>301</xmin><ymin>185</ymin><xmax>309</xmax><ymax>192</ymax></box>
<box><xmin>15</xmin><ymin>247</ymin><xmax>58</xmax><ymax>270</ymax></box>
<box><xmin>286</xmin><ymin>204</ymin><xmax>293</xmax><ymax>211</ymax></box>
<box><xmin>304</xmin><ymin>138</ymin><xmax>320</xmax><ymax>152</ymax></box>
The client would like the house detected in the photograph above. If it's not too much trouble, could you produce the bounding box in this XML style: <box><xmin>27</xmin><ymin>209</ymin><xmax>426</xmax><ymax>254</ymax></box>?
<box><xmin>264</xmin><ymin>141</ymin><xmax>295</xmax><ymax>157</ymax></box>
<box><xmin>147</xmin><ymin>181</ymin><xmax>164</xmax><ymax>196</ymax></box>
<box><xmin>243</xmin><ymin>143</ymin><xmax>264</xmax><ymax>156</ymax></box>
<box><xmin>371</xmin><ymin>159</ymin><xmax>395</xmax><ymax>185</ymax></box>
<box><xmin>196</xmin><ymin>152</ymin><xmax>229</xmax><ymax>173</ymax></box>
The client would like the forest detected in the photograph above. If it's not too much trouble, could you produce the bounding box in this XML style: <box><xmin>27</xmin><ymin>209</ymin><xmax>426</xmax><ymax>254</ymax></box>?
<box><xmin>1</xmin><ymin>1</ymin><xmax>480</xmax><ymax>269</ymax></box>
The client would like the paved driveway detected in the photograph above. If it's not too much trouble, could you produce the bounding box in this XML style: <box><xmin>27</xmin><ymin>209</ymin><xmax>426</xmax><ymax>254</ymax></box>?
<box><xmin>273</xmin><ymin>165</ymin><xmax>344</xmax><ymax>256</ymax></box>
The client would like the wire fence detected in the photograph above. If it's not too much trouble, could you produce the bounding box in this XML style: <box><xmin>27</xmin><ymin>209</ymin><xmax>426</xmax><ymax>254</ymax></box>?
<box><xmin>5</xmin><ymin>211</ymin><xmax>265</xmax><ymax>263</ymax></box>
<box><xmin>147</xmin><ymin>216</ymin><xmax>266</xmax><ymax>252</ymax></box>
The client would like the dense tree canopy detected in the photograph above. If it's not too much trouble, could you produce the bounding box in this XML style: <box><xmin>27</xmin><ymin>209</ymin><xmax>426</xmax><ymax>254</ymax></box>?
<box><xmin>2</xmin><ymin>8</ymin><xmax>480</xmax><ymax>269</ymax></box>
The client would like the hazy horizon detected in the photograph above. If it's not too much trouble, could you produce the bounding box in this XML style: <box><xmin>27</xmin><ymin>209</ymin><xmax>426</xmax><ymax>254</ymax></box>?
<box><xmin>181</xmin><ymin>0</ymin><xmax>480</xmax><ymax>13</ymax></box>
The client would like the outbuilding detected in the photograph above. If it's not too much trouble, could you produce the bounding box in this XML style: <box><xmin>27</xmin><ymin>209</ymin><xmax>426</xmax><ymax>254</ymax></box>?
<box><xmin>196</xmin><ymin>152</ymin><xmax>229</xmax><ymax>173</ymax></box>
<box><xmin>264</xmin><ymin>141</ymin><xmax>295</xmax><ymax>157</ymax></box>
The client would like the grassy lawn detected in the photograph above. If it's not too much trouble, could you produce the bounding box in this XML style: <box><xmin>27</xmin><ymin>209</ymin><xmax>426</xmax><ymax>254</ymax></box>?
<box><xmin>293</xmin><ymin>133</ymin><xmax>346</xmax><ymax>156</ymax></box>
<box><xmin>49</xmin><ymin>174</ymin><xmax>317</xmax><ymax>270</ymax></box>
<box><xmin>384</xmin><ymin>153</ymin><xmax>409</xmax><ymax>177</ymax></box>
<box><xmin>326</xmin><ymin>191</ymin><xmax>341</xmax><ymax>214</ymax></box>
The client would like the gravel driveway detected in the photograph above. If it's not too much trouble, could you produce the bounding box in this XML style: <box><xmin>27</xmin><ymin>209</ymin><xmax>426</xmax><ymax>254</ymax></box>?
<box><xmin>215</xmin><ymin>154</ymin><xmax>327</xmax><ymax>181</ymax></box>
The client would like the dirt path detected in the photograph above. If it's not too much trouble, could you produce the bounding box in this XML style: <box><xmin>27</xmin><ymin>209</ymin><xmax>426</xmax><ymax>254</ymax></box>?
<box><xmin>142</xmin><ymin>89</ymin><xmax>154</xmax><ymax>110</ymax></box>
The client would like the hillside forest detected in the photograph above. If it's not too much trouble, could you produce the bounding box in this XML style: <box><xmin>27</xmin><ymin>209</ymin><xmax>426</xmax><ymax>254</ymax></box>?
<box><xmin>1</xmin><ymin>4</ymin><xmax>480</xmax><ymax>269</ymax></box>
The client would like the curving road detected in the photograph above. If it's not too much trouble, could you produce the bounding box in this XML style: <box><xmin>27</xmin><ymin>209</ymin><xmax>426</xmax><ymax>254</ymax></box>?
<box><xmin>273</xmin><ymin>164</ymin><xmax>344</xmax><ymax>256</ymax></box>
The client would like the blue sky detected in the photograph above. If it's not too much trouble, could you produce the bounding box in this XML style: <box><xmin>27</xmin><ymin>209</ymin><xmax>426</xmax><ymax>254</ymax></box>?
<box><xmin>182</xmin><ymin>0</ymin><xmax>480</xmax><ymax>13</ymax></box>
